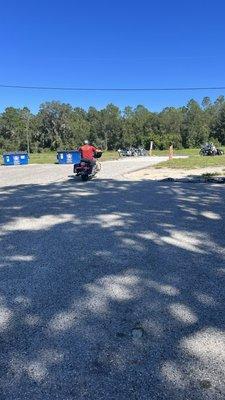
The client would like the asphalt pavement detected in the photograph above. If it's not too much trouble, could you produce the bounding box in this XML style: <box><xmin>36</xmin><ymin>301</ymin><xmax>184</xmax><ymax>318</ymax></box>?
<box><xmin>0</xmin><ymin>159</ymin><xmax>225</xmax><ymax>399</ymax></box>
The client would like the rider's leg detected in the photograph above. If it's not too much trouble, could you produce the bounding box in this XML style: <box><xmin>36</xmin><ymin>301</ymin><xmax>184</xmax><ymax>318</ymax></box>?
<box><xmin>90</xmin><ymin>160</ymin><xmax>97</xmax><ymax>174</ymax></box>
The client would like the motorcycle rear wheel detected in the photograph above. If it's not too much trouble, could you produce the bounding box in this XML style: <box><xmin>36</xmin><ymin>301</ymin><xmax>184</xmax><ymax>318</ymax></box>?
<box><xmin>81</xmin><ymin>174</ymin><xmax>89</xmax><ymax>181</ymax></box>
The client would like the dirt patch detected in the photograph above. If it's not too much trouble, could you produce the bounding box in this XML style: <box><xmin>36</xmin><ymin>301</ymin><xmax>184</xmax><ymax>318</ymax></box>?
<box><xmin>125</xmin><ymin>166</ymin><xmax>225</xmax><ymax>182</ymax></box>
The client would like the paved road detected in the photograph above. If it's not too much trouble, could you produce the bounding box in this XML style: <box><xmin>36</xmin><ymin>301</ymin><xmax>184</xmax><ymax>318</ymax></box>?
<box><xmin>0</xmin><ymin>160</ymin><xmax>225</xmax><ymax>399</ymax></box>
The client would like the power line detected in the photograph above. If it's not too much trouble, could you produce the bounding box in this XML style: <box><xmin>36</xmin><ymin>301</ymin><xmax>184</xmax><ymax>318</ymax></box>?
<box><xmin>0</xmin><ymin>84</ymin><xmax>225</xmax><ymax>92</ymax></box>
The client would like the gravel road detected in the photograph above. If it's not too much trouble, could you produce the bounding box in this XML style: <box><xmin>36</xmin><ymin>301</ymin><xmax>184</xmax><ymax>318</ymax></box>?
<box><xmin>0</xmin><ymin>159</ymin><xmax>225</xmax><ymax>399</ymax></box>
<box><xmin>0</xmin><ymin>156</ymin><xmax>168</xmax><ymax>186</ymax></box>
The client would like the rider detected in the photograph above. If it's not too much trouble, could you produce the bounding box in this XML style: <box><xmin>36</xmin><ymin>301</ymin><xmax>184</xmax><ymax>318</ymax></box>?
<box><xmin>78</xmin><ymin>140</ymin><xmax>97</xmax><ymax>173</ymax></box>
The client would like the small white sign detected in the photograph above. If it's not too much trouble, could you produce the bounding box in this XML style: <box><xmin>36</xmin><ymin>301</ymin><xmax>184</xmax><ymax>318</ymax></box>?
<box><xmin>14</xmin><ymin>156</ymin><xmax>20</xmax><ymax>165</ymax></box>
<box><xmin>66</xmin><ymin>153</ymin><xmax>72</xmax><ymax>163</ymax></box>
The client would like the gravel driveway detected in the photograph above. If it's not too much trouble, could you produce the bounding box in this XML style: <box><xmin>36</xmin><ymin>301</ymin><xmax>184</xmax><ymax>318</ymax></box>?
<box><xmin>0</xmin><ymin>156</ymin><xmax>168</xmax><ymax>186</ymax></box>
<box><xmin>0</xmin><ymin>159</ymin><xmax>225</xmax><ymax>399</ymax></box>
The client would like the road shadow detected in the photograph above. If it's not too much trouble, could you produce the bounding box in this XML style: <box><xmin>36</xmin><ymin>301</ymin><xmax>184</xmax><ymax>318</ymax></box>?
<box><xmin>0</xmin><ymin>177</ymin><xmax>225</xmax><ymax>399</ymax></box>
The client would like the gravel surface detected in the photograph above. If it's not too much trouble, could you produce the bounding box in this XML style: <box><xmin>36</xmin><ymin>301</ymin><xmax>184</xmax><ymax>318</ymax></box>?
<box><xmin>0</xmin><ymin>156</ymin><xmax>168</xmax><ymax>186</ymax></box>
<box><xmin>126</xmin><ymin>166</ymin><xmax>225</xmax><ymax>182</ymax></box>
<box><xmin>0</xmin><ymin>159</ymin><xmax>225</xmax><ymax>399</ymax></box>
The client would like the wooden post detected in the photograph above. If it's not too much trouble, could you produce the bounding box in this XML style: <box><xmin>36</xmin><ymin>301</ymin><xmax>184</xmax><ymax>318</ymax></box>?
<box><xmin>169</xmin><ymin>144</ymin><xmax>173</xmax><ymax>160</ymax></box>
<box><xmin>149</xmin><ymin>141</ymin><xmax>153</xmax><ymax>156</ymax></box>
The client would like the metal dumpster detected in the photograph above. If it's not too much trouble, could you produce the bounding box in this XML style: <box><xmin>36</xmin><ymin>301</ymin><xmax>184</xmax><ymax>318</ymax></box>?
<box><xmin>57</xmin><ymin>150</ymin><xmax>81</xmax><ymax>164</ymax></box>
<box><xmin>3</xmin><ymin>152</ymin><xmax>29</xmax><ymax>166</ymax></box>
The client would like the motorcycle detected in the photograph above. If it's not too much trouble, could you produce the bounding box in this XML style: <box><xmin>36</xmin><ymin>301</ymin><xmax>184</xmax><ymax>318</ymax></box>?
<box><xmin>199</xmin><ymin>143</ymin><xmax>224</xmax><ymax>156</ymax></box>
<box><xmin>73</xmin><ymin>150</ymin><xmax>102</xmax><ymax>181</ymax></box>
<box><xmin>216</xmin><ymin>148</ymin><xmax>224</xmax><ymax>155</ymax></box>
<box><xmin>137</xmin><ymin>147</ymin><xmax>148</xmax><ymax>156</ymax></box>
<box><xmin>117</xmin><ymin>147</ymin><xmax>148</xmax><ymax>157</ymax></box>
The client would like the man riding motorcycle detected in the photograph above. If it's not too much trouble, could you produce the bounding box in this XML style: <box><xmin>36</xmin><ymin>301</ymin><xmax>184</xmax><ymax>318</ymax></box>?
<box><xmin>78</xmin><ymin>140</ymin><xmax>97</xmax><ymax>174</ymax></box>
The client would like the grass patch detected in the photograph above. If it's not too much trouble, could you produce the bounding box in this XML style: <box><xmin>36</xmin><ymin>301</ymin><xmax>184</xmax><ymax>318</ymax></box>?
<box><xmin>100</xmin><ymin>151</ymin><xmax>119</xmax><ymax>161</ymax></box>
<box><xmin>155</xmin><ymin>154</ymin><xmax>225</xmax><ymax>169</ymax></box>
<box><xmin>29</xmin><ymin>152</ymin><xmax>56</xmax><ymax>164</ymax></box>
<box><xmin>201</xmin><ymin>172</ymin><xmax>220</xmax><ymax>179</ymax></box>
<box><xmin>152</xmin><ymin>148</ymin><xmax>200</xmax><ymax>157</ymax></box>
<box><xmin>29</xmin><ymin>151</ymin><xmax>118</xmax><ymax>164</ymax></box>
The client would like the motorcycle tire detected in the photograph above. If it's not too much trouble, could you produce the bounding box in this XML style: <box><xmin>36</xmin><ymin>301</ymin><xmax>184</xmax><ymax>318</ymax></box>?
<box><xmin>81</xmin><ymin>174</ymin><xmax>89</xmax><ymax>181</ymax></box>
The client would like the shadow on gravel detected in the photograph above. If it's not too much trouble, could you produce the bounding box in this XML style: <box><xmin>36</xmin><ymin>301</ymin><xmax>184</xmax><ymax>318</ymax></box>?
<box><xmin>0</xmin><ymin>178</ymin><xmax>225</xmax><ymax>399</ymax></box>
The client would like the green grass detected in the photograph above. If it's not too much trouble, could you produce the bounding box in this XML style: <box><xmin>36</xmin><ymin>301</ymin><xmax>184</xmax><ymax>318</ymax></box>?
<box><xmin>100</xmin><ymin>151</ymin><xmax>118</xmax><ymax>161</ymax></box>
<box><xmin>29</xmin><ymin>152</ymin><xmax>57</xmax><ymax>164</ymax></box>
<box><xmin>152</xmin><ymin>148</ymin><xmax>200</xmax><ymax>156</ymax></box>
<box><xmin>29</xmin><ymin>150</ymin><xmax>118</xmax><ymax>164</ymax></box>
<box><xmin>155</xmin><ymin>154</ymin><xmax>225</xmax><ymax>169</ymax></box>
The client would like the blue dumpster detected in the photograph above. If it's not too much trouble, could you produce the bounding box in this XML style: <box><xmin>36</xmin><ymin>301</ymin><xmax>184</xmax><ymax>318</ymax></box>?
<box><xmin>3</xmin><ymin>152</ymin><xmax>29</xmax><ymax>166</ymax></box>
<box><xmin>57</xmin><ymin>150</ymin><xmax>81</xmax><ymax>164</ymax></box>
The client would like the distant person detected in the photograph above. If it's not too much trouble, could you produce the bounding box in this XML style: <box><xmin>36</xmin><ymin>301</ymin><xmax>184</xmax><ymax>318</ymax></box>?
<box><xmin>78</xmin><ymin>140</ymin><xmax>97</xmax><ymax>172</ymax></box>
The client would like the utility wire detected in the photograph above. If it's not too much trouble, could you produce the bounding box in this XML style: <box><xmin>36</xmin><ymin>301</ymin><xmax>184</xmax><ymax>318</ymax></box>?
<box><xmin>0</xmin><ymin>84</ymin><xmax>225</xmax><ymax>92</ymax></box>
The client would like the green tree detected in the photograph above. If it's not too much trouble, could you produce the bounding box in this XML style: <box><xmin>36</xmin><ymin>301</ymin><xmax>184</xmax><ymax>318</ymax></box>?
<box><xmin>182</xmin><ymin>100</ymin><xmax>209</xmax><ymax>147</ymax></box>
<box><xmin>213</xmin><ymin>103</ymin><xmax>225</xmax><ymax>144</ymax></box>
<box><xmin>122</xmin><ymin>105</ymin><xmax>157</xmax><ymax>148</ymax></box>
<box><xmin>87</xmin><ymin>107</ymin><xmax>103</xmax><ymax>146</ymax></box>
<box><xmin>1</xmin><ymin>96</ymin><xmax>225</xmax><ymax>152</ymax></box>
<box><xmin>159</xmin><ymin>107</ymin><xmax>183</xmax><ymax>135</ymax></box>
<box><xmin>36</xmin><ymin>101</ymin><xmax>74</xmax><ymax>150</ymax></box>
<box><xmin>69</xmin><ymin>107</ymin><xmax>90</xmax><ymax>147</ymax></box>
<box><xmin>0</xmin><ymin>107</ymin><xmax>33</xmax><ymax>151</ymax></box>
<box><xmin>100</xmin><ymin>104</ymin><xmax>123</xmax><ymax>149</ymax></box>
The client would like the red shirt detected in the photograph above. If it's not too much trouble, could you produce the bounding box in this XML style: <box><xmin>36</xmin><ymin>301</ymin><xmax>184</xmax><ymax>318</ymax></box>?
<box><xmin>79</xmin><ymin>144</ymin><xmax>96</xmax><ymax>160</ymax></box>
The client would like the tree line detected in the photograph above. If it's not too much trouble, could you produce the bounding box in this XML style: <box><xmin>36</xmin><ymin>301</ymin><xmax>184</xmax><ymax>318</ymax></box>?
<box><xmin>0</xmin><ymin>96</ymin><xmax>225</xmax><ymax>153</ymax></box>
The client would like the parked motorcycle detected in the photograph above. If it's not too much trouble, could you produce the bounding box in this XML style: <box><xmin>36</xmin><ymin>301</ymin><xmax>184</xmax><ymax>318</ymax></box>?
<box><xmin>216</xmin><ymin>148</ymin><xmax>224</xmax><ymax>155</ymax></box>
<box><xmin>74</xmin><ymin>150</ymin><xmax>102</xmax><ymax>181</ymax></box>
<box><xmin>117</xmin><ymin>147</ymin><xmax>148</xmax><ymax>157</ymax></box>
<box><xmin>199</xmin><ymin>143</ymin><xmax>224</xmax><ymax>156</ymax></box>
<box><xmin>137</xmin><ymin>147</ymin><xmax>148</xmax><ymax>156</ymax></box>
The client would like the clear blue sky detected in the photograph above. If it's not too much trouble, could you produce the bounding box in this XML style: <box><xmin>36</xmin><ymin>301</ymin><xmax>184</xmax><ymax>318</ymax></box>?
<box><xmin>0</xmin><ymin>0</ymin><xmax>225</xmax><ymax>113</ymax></box>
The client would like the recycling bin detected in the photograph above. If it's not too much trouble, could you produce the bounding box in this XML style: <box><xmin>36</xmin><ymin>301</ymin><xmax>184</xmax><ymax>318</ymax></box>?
<box><xmin>3</xmin><ymin>152</ymin><xmax>29</xmax><ymax>166</ymax></box>
<box><xmin>57</xmin><ymin>150</ymin><xmax>81</xmax><ymax>164</ymax></box>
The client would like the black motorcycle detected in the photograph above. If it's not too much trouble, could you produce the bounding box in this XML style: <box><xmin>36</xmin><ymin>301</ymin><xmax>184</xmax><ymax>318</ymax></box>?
<box><xmin>118</xmin><ymin>147</ymin><xmax>148</xmax><ymax>157</ymax></box>
<box><xmin>74</xmin><ymin>150</ymin><xmax>102</xmax><ymax>181</ymax></box>
<box><xmin>199</xmin><ymin>143</ymin><xmax>224</xmax><ymax>156</ymax></box>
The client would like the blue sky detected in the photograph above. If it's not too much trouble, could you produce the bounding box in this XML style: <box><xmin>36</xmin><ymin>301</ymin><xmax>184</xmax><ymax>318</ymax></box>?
<box><xmin>0</xmin><ymin>0</ymin><xmax>225</xmax><ymax>113</ymax></box>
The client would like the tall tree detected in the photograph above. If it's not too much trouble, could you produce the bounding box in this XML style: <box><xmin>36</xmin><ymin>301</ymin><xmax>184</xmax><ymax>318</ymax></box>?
<box><xmin>100</xmin><ymin>104</ymin><xmax>123</xmax><ymax>149</ymax></box>
<box><xmin>182</xmin><ymin>100</ymin><xmax>209</xmax><ymax>147</ymax></box>
<box><xmin>0</xmin><ymin>107</ymin><xmax>33</xmax><ymax>151</ymax></box>
<box><xmin>87</xmin><ymin>107</ymin><xmax>103</xmax><ymax>146</ymax></box>
<box><xmin>36</xmin><ymin>101</ymin><xmax>74</xmax><ymax>149</ymax></box>
<box><xmin>213</xmin><ymin>103</ymin><xmax>225</xmax><ymax>144</ymax></box>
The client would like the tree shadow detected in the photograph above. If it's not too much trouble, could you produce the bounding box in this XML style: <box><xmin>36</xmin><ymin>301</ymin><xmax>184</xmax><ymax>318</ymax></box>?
<box><xmin>0</xmin><ymin>177</ymin><xmax>225</xmax><ymax>399</ymax></box>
